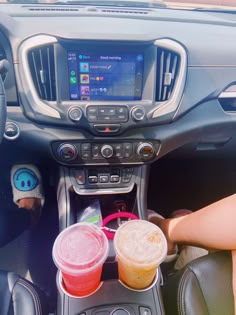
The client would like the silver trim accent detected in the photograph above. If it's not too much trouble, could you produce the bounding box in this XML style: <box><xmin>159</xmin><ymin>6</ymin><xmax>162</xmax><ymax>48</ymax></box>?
<box><xmin>68</xmin><ymin>106</ymin><xmax>83</xmax><ymax>122</ymax></box>
<box><xmin>131</xmin><ymin>106</ymin><xmax>145</xmax><ymax>121</ymax></box>
<box><xmin>152</xmin><ymin>39</ymin><xmax>187</xmax><ymax>118</ymax></box>
<box><xmin>73</xmin><ymin>183</ymin><xmax>135</xmax><ymax>195</ymax></box>
<box><xmin>18</xmin><ymin>35</ymin><xmax>60</xmax><ymax>118</ymax></box>
<box><xmin>219</xmin><ymin>91</ymin><xmax>236</xmax><ymax>99</ymax></box>
<box><xmin>4</xmin><ymin>121</ymin><xmax>20</xmax><ymax>140</ymax></box>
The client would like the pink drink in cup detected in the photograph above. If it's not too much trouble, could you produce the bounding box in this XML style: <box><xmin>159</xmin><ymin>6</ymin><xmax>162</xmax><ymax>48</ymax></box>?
<box><xmin>53</xmin><ymin>223</ymin><xmax>109</xmax><ymax>297</ymax></box>
<box><xmin>114</xmin><ymin>220</ymin><xmax>167</xmax><ymax>290</ymax></box>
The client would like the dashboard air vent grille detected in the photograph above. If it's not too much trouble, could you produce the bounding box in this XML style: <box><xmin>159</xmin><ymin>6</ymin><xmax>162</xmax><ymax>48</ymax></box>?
<box><xmin>28</xmin><ymin>45</ymin><xmax>56</xmax><ymax>101</ymax></box>
<box><xmin>27</xmin><ymin>7</ymin><xmax>79</xmax><ymax>12</ymax></box>
<box><xmin>101</xmin><ymin>9</ymin><xmax>149</xmax><ymax>15</ymax></box>
<box><xmin>156</xmin><ymin>48</ymin><xmax>180</xmax><ymax>102</ymax></box>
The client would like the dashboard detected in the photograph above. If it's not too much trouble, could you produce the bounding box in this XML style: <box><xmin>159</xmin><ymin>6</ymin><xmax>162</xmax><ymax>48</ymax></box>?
<box><xmin>1</xmin><ymin>3</ymin><xmax>236</xmax><ymax>168</ymax></box>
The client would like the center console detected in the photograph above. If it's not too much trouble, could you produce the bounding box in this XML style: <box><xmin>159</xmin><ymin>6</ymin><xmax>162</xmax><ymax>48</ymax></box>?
<box><xmin>57</xmin><ymin>273</ymin><xmax>165</xmax><ymax>315</ymax></box>
<box><xmin>56</xmin><ymin>164</ymin><xmax>165</xmax><ymax>315</ymax></box>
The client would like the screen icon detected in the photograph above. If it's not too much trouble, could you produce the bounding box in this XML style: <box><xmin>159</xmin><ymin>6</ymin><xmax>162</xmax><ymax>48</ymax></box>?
<box><xmin>80</xmin><ymin>86</ymin><xmax>90</xmax><ymax>95</ymax></box>
<box><xmin>80</xmin><ymin>62</ymin><xmax>89</xmax><ymax>73</ymax></box>
<box><xmin>70</xmin><ymin>70</ymin><xmax>76</xmax><ymax>76</ymax></box>
<box><xmin>80</xmin><ymin>74</ymin><xmax>90</xmax><ymax>84</ymax></box>
<box><xmin>70</xmin><ymin>77</ymin><xmax>77</xmax><ymax>84</ymax></box>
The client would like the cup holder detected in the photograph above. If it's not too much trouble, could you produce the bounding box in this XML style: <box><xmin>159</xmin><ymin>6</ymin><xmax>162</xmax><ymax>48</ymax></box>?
<box><xmin>58</xmin><ymin>271</ymin><xmax>104</xmax><ymax>299</ymax></box>
<box><xmin>118</xmin><ymin>270</ymin><xmax>159</xmax><ymax>292</ymax></box>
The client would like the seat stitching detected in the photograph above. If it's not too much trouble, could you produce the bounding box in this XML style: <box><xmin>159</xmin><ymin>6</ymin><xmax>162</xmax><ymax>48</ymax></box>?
<box><xmin>177</xmin><ymin>268</ymin><xmax>191</xmax><ymax>315</ymax></box>
<box><xmin>177</xmin><ymin>267</ymin><xmax>209</xmax><ymax>315</ymax></box>
<box><xmin>17</xmin><ymin>279</ymin><xmax>42</xmax><ymax>315</ymax></box>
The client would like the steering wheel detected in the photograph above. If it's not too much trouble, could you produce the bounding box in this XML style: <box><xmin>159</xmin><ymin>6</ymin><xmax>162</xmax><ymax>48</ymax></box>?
<box><xmin>0</xmin><ymin>62</ymin><xmax>7</xmax><ymax>144</ymax></box>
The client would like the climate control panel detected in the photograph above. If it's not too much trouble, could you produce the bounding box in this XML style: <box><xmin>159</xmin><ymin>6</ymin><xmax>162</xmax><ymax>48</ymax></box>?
<box><xmin>52</xmin><ymin>140</ymin><xmax>160</xmax><ymax>165</ymax></box>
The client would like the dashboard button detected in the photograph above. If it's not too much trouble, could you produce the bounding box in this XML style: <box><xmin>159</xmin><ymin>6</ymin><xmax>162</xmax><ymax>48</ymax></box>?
<box><xmin>87</xmin><ymin>106</ymin><xmax>97</xmax><ymax>114</ymax></box>
<box><xmin>81</xmin><ymin>143</ymin><xmax>91</xmax><ymax>151</ymax></box>
<box><xmin>123</xmin><ymin>143</ymin><xmax>133</xmax><ymax>158</ymax></box>
<box><xmin>81</xmin><ymin>151</ymin><xmax>91</xmax><ymax>159</ymax></box>
<box><xmin>93</xmin><ymin>124</ymin><xmax>121</xmax><ymax>133</ymax></box>
<box><xmin>124</xmin><ymin>143</ymin><xmax>132</xmax><ymax>151</ymax></box>
<box><xmin>114</xmin><ymin>143</ymin><xmax>123</xmax><ymax>158</ymax></box>
<box><xmin>4</xmin><ymin>122</ymin><xmax>20</xmax><ymax>140</ymax></box>
<box><xmin>107</xmin><ymin>108</ymin><xmax>115</xmax><ymax>115</ymax></box>
<box><xmin>74</xmin><ymin>169</ymin><xmax>85</xmax><ymax>185</ymax></box>
<box><xmin>88</xmin><ymin>176</ymin><xmax>98</xmax><ymax>184</ymax></box>
<box><xmin>139</xmin><ymin>307</ymin><xmax>152</xmax><ymax>315</ymax></box>
<box><xmin>98</xmin><ymin>108</ymin><xmax>105</xmax><ymax>115</ymax></box>
<box><xmin>88</xmin><ymin>114</ymin><xmax>97</xmax><ymax>121</ymax></box>
<box><xmin>101</xmin><ymin>116</ymin><xmax>111</xmax><ymax>121</ymax></box>
<box><xmin>122</xmin><ymin>168</ymin><xmax>133</xmax><ymax>183</ymax></box>
<box><xmin>110</xmin><ymin>175</ymin><xmax>120</xmax><ymax>183</ymax></box>
<box><xmin>124</xmin><ymin>152</ymin><xmax>132</xmax><ymax>158</ymax></box>
<box><xmin>116</xmin><ymin>114</ymin><xmax>126</xmax><ymax>120</ymax></box>
<box><xmin>99</xmin><ymin>175</ymin><xmax>109</xmax><ymax>183</ymax></box>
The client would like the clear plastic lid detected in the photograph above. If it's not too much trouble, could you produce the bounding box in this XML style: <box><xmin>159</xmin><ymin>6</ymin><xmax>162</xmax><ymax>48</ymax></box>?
<box><xmin>53</xmin><ymin>223</ymin><xmax>109</xmax><ymax>274</ymax></box>
<box><xmin>114</xmin><ymin>220</ymin><xmax>167</xmax><ymax>265</ymax></box>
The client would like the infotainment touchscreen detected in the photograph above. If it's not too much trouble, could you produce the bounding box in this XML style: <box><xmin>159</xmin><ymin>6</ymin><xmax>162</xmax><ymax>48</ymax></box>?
<box><xmin>67</xmin><ymin>51</ymin><xmax>143</xmax><ymax>101</ymax></box>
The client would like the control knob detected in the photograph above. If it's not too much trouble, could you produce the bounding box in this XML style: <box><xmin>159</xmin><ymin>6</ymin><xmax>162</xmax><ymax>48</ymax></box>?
<box><xmin>68</xmin><ymin>106</ymin><xmax>83</xmax><ymax>122</ymax></box>
<box><xmin>57</xmin><ymin>143</ymin><xmax>77</xmax><ymax>161</ymax></box>
<box><xmin>101</xmin><ymin>144</ymin><xmax>114</xmax><ymax>159</ymax></box>
<box><xmin>131</xmin><ymin>106</ymin><xmax>145</xmax><ymax>121</ymax></box>
<box><xmin>137</xmin><ymin>142</ymin><xmax>155</xmax><ymax>161</ymax></box>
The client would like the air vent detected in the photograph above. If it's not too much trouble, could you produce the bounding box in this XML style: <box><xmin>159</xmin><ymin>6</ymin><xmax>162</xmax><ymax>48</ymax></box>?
<box><xmin>28</xmin><ymin>45</ymin><xmax>56</xmax><ymax>101</ymax></box>
<box><xmin>26</xmin><ymin>6</ymin><xmax>79</xmax><ymax>12</ymax></box>
<box><xmin>155</xmin><ymin>48</ymin><xmax>180</xmax><ymax>102</ymax></box>
<box><xmin>101</xmin><ymin>9</ymin><xmax>149</xmax><ymax>15</ymax></box>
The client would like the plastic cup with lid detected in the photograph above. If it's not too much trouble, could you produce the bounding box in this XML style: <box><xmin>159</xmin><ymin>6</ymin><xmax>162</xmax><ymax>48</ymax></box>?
<box><xmin>114</xmin><ymin>220</ymin><xmax>167</xmax><ymax>290</ymax></box>
<box><xmin>53</xmin><ymin>222</ymin><xmax>109</xmax><ymax>297</ymax></box>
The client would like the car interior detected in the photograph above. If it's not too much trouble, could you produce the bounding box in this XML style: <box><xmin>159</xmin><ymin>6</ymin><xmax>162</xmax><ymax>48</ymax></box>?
<box><xmin>0</xmin><ymin>0</ymin><xmax>235</xmax><ymax>314</ymax></box>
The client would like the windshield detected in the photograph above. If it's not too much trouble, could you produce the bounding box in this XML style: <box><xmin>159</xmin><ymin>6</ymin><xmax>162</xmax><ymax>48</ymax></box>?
<box><xmin>2</xmin><ymin>0</ymin><xmax>236</xmax><ymax>11</ymax></box>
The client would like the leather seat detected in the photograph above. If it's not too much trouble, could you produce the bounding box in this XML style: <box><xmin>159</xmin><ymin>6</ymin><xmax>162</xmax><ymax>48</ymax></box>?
<box><xmin>162</xmin><ymin>251</ymin><xmax>234</xmax><ymax>315</ymax></box>
<box><xmin>0</xmin><ymin>270</ymin><xmax>48</xmax><ymax>315</ymax></box>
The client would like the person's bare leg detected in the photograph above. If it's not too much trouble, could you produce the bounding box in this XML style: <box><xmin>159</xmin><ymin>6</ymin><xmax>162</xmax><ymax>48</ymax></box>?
<box><xmin>150</xmin><ymin>193</ymin><xmax>236</xmax><ymax>314</ymax></box>
<box><xmin>18</xmin><ymin>197</ymin><xmax>42</xmax><ymax>211</ymax></box>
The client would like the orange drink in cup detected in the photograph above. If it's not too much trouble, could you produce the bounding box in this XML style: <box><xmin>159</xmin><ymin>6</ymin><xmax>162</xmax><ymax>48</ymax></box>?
<box><xmin>53</xmin><ymin>223</ymin><xmax>109</xmax><ymax>297</ymax></box>
<box><xmin>114</xmin><ymin>220</ymin><xmax>167</xmax><ymax>290</ymax></box>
